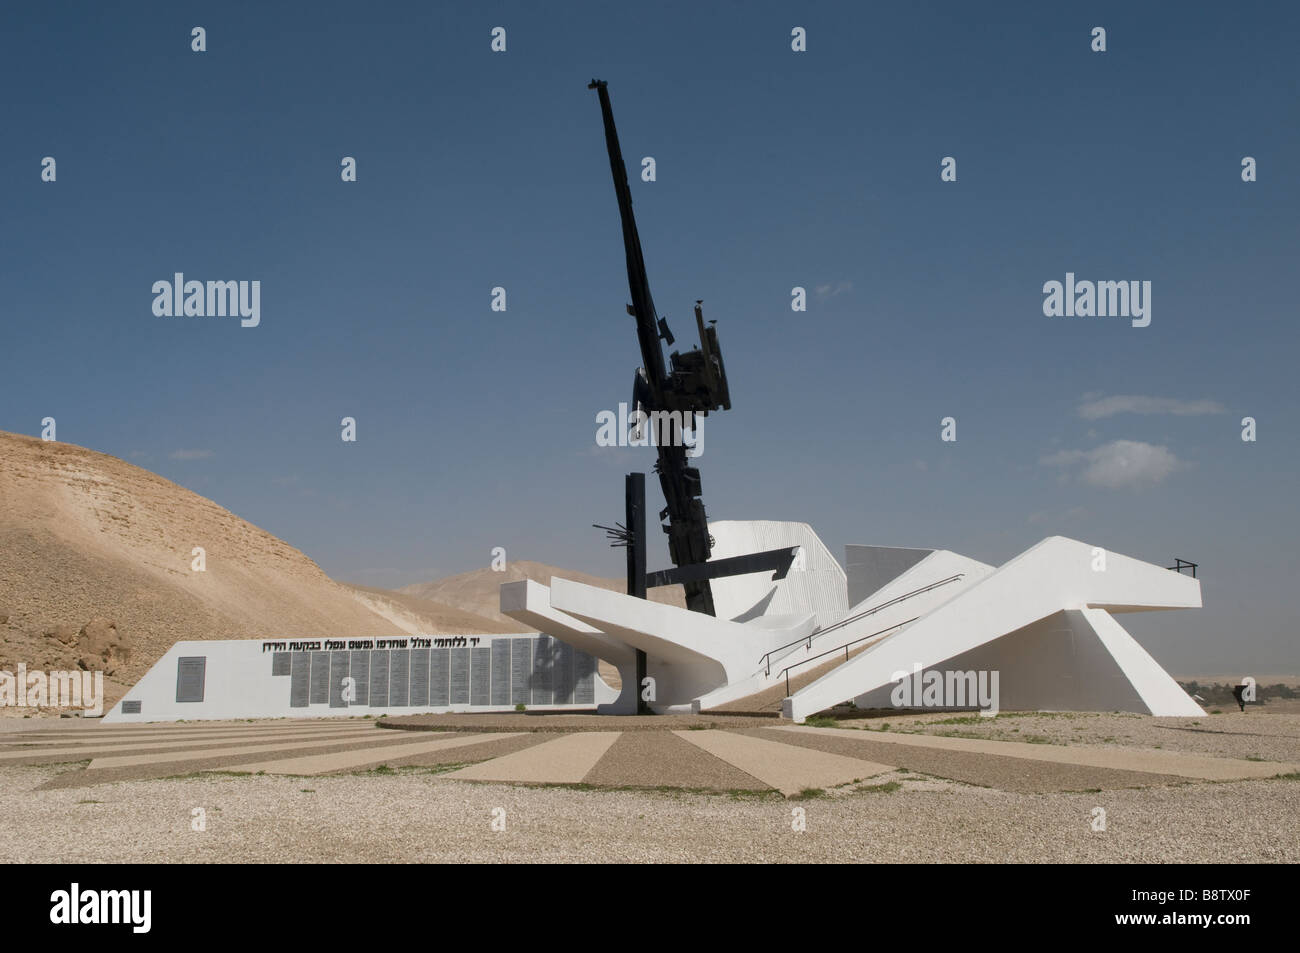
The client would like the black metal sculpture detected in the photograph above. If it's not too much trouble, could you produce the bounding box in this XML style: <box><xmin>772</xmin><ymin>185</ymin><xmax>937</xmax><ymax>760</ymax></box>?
<box><xmin>588</xmin><ymin>79</ymin><xmax>731</xmax><ymax>616</ymax></box>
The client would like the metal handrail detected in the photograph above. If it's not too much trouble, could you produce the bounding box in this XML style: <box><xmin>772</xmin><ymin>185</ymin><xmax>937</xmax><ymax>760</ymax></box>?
<box><xmin>1167</xmin><ymin>558</ymin><xmax>1198</xmax><ymax>579</ymax></box>
<box><xmin>759</xmin><ymin>573</ymin><xmax>965</xmax><ymax>675</ymax></box>
<box><xmin>777</xmin><ymin>617</ymin><xmax>918</xmax><ymax>696</ymax></box>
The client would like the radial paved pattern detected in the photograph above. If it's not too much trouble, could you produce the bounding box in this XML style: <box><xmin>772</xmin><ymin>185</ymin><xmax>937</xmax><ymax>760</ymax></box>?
<box><xmin>3</xmin><ymin>718</ymin><xmax>1294</xmax><ymax>795</ymax></box>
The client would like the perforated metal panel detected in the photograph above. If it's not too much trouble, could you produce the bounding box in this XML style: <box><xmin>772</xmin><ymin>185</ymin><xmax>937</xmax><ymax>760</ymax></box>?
<box><xmin>175</xmin><ymin>657</ymin><xmax>207</xmax><ymax>703</ymax></box>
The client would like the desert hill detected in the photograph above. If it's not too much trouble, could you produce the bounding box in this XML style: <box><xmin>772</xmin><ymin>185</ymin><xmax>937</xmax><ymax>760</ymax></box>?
<box><xmin>0</xmin><ymin>431</ymin><xmax>509</xmax><ymax>702</ymax></box>
<box><xmin>398</xmin><ymin>559</ymin><xmax>686</xmax><ymax>628</ymax></box>
<box><xmin>341</xmin><ymin>582</ymin><xmax>519</xmax><ymax>635</ymax></box>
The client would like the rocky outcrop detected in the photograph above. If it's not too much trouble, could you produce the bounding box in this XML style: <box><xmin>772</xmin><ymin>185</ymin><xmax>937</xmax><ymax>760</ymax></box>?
<box><xmin>77</xmin><ymin>617</ymin><xmax>130</xmax><ymax>675</ymax></box>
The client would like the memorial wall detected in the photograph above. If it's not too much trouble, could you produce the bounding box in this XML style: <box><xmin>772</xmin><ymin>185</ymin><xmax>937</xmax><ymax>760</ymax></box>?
<box><xmin>105</xmin><ymin>633</ymin><xmax>610</xmax><ymax>723</ymax></box>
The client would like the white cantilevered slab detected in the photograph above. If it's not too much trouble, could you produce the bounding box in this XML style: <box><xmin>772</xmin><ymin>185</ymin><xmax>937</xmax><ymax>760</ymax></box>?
<box><xmin>499</xmin><ymin>579</ymin><xmax>636</xmax><ymax>667</ymax></box>
<box><xmin>499</xmin><ymin>579</ymin><xmax>640</xmax><ymax>714</ymax></box>
<box><xmin>550</xmin><ymin>578</ymin><xmax>781</xmax><ymax>682</ymax></box>
<box><xmin>549</xmin><ymin>577</ymin><xmax>828</xmax><ymax>708</ymax></box>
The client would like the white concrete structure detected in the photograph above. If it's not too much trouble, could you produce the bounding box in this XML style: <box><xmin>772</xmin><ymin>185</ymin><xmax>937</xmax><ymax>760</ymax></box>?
<box><xmin>501</xmin><ymin>525</ymin><xmax>1203</xmax><ymax>720</ymax></box>
<box><xmin>105</xmin><ymin>633</ymin><xmax>614</xmax><ymax>723</ymax></box>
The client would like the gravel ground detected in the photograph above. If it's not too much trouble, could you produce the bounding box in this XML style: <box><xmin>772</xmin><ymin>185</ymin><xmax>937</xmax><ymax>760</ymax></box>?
<box><xmin>738</xmin><ymin>727</ymin><xmax>1190</xmax><ymax>793</ymax></box>
<box><xmin>840</xmin><ymin>711</ymin><xmax>1300</xmax><ymax>763</ymax></box>
<box><xmin>3</xmin><ymin>712</ymin><xmax>1296</xmax><ymax>863</ymax></box>
<box><xmin>2</xmin><ymin>761</ymin><xmax>1296</xmax><ymax>863</ymax></box>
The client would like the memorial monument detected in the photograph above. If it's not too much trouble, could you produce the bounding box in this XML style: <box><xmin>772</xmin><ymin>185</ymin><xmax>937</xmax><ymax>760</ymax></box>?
<box><xmin>498</xmin><ymin>82</ymin><xmax>1205</xmax><ymax>720</ymax></box>
<box><xmin>105</xmin><ymin>82</ymin><xmax>1204</xmax><ymax>723</ymax></box>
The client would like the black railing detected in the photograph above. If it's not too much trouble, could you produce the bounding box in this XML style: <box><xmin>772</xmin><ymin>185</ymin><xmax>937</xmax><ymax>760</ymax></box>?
<box><xmin>777</xmin><ymin>617</ymin><xmax>918</xmax><ymax>696</ymax></box>
<box><xmin>1167</xmin><ymin>558</ymin><xmax>1198</xmax><ymax>578</ymax></box>
<box><xmin>758</xmin><ymin>573</ymin><xmax>965</xmax><ymax>676</ymax></box>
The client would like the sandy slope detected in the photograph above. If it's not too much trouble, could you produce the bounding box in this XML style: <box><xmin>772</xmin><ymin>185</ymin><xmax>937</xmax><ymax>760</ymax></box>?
<box><xmin>341</xmin><ymin>583</ymin><xmax>520</xmax><ymax>636</ymax></box>
<box><xmin>0</xmin><ymin>431</ymin><xmax>506</xmax><ymax>691</ymax></box>
<box><xmin>399</xmin><ymin>559</ymin><xmax>686</xmax><ymax>628</ymax></box>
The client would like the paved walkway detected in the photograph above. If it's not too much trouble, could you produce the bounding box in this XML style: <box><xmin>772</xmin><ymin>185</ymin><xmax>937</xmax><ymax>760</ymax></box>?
<box><xmin>446</xmin><ymin>732</ymin><xmax>621</xmax><ymax>784</ymax></box>
<box><xmin>4</xmin><ymin>717</ymin><xmax>1294</xmax><ymax>795</ymax></box>
<box><xmin>675</xmin><ymin>729</ymin><xmax>891</xmax><ymax>795</ymax></box>
<box><xmin>236</xmin><ymin>732</ymin><xmax>528</xmax><ymax>776</ymax></box>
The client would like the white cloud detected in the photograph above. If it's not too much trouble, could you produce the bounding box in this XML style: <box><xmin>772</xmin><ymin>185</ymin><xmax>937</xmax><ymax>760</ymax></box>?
<box><xmin>169</xmin><ymin>449</ymin><xmax>214</xmax><ymax>460</ymax></box>
<box><xmin>1040</xmin><ymin>439</ymin><xmax>1181</xmax><ymax>489</ymax></box>
<box><xmin>1077</xmin><ymin>394</ymin><xmax>1224</xmax><ymax>420</ymax></box>
<box><xmin>814</xmin><ymin>281</ymin><xmax>853</xmax><ymax>299</ymax></box>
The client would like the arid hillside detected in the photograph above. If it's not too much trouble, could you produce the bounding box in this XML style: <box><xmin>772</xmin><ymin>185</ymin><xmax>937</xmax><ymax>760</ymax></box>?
<box><xmin>0</xmin><ymin>431</ymin><xmax>509</xmax><ymax>700</ymax></box>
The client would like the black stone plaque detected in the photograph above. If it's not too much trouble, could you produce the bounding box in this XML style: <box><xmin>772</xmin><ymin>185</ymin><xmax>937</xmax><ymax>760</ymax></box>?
<box><xmin>271</xmin><ymin>652</ymin><xmax>291</xmax><ymax>676</ymax></box>
<box><xmin>175</xmin><ymin>657</ymin><xmax>206</xmax><ymax>703</ymax></box>
<box><xmin>575</xmin><ymin>650</ymin><xmax>595</xmax><ymax>704</ymax></box>
<box><xmin>350</xmin><ymin>650</ymin><xmax>370</xmax><ymax>706</ymax></box>
<box><xmin>310</xmin><ymin>651</ymin><xmax>330</xmax><ymax>705</ymax></box>
<box><xmin>430</xmin><ymin>648</ymin><xmax>450</xmax><ymax>706</ymax></box>
<box><xmin>450</xmin><ymin>647</ymin><xmax>470</xmax><ymax>705</ymax></box>
<box><xmin>552</xmin><ymin>640</ymin><xmax>574</xmax><ymax>705</ymax></box>
<box><xmin>369</xmin><ymin>650</ymin><xmax>390</xmax><ymax>709</ymax></box>
<box><xmin>490</xmin><ymin>639</ymin><xmax>510</xmax><ymax>706</ymax></box>
<box><xmin>290</xmin><ymin>653</ymin><xmax>311</xmax><ymax>708</ymax></box>
<box><xmin>329</xmin><ymin>651</ymin><xmax>350</xmax><ymax>708</ymax></box>
<box><xmin>389</xmin><ymin>648</ymin><xmax>410</xmax><ymax>707</ymax></box>
<box><xmin>470</xmin><ymin>647</ymin><xmax>491</xmax><ymax>706</ymax></box>
<box><xmin>510</xmin><ymin>638</ymin><xmax>531</xmax><ymax>706</ymax></box>
<box><xmin>409</xmin><ymin>648</ymin><xmax>430</xmax><ymax>707</ymax></box>
<box><xmin>531</xmin><ymin>635</ymin><xmax>553</xmax><ymax>706</ymax></box>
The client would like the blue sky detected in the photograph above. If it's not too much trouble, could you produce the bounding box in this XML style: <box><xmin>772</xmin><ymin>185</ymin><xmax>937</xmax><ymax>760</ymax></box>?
<box><xmin>2</xmin><ymin>1</ymin><xmax>1297</xmax><ymax>672</ymax></box>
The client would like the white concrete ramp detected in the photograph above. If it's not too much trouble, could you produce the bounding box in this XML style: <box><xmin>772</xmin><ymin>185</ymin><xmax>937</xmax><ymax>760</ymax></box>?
<box><xmin>785</xmin><ymin>538</ymin><xmax>1202</xmax><ymax>722</ymax></box>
